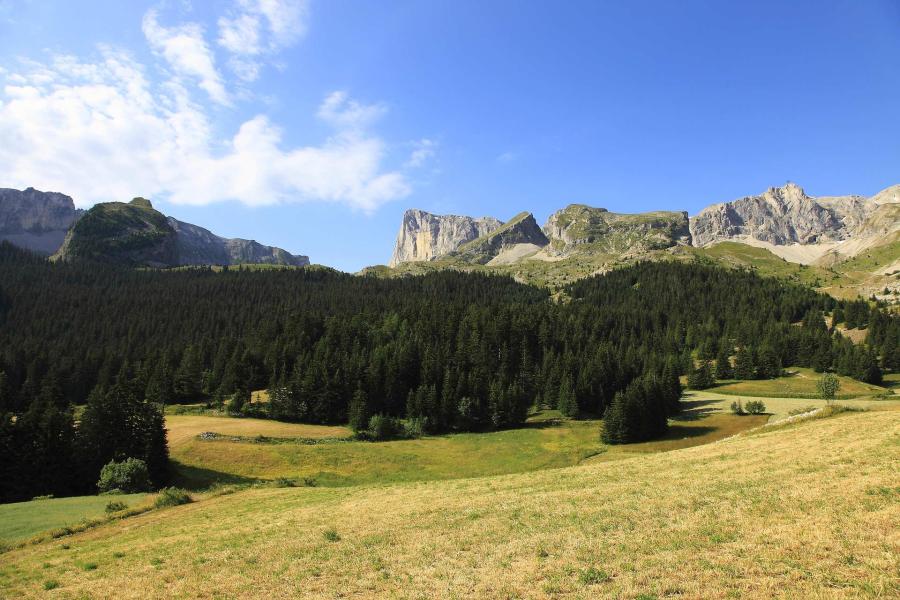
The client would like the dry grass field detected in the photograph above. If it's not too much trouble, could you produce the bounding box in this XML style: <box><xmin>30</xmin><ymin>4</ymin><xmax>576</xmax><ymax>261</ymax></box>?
<box><xmin>166</xmin><ymin>403</ymin><xmax>767</xmax><ymax>490</ymax></box>
<box><xmin>712</xmin><ymin>368</ymin><xmax>890</xmax><ymax>400</ymax></box>
<box><xmin>1</xmin><ymin>408</ymin><xmax>897</xmax><ymax>598</ymax></box>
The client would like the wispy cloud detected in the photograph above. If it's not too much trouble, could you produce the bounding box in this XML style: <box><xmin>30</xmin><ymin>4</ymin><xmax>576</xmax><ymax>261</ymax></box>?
<box><xmin>497</xmin><ymin>151</ymin><xmax>517</xmax><ymax>164</ymax></box>
<box><xmin>0</xmin><ymin>52</ymin><xmax>410</xmax><ymax>212</ymax></box>
<box><xmin>142</xmin><ymin>9</ymin><xmax>230</xmax><ymax>105</ymax></box>
<box><xmin>405</xmin><ymin>138</ymin><xmax>437</xmax><ymax>168</ymax></box>
<box><xmin>218</xmin><ymin>0</ymin><xmax>309</xmax><ymax>81</ymax></box>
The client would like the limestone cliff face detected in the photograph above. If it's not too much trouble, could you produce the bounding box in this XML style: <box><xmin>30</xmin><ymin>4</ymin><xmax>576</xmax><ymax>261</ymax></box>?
<box><xmin>689</xmin><ymin>183</ymin><xmax>883</xmax><ymax>248</ymax></box>
<box><xmin>456</xmin><ymin>212</ymin><xmax>550</xmax><ymax>264</ymax></box>
<box><xmin>543</xmin><ymin>205</ymin><xmax>690</xmax><ymax>256</ymax></box>
<box><xmin>389</xmin><ymin>209</ymin><xmax>503</xmax><ymax>266</ymax></box>
<box><xmin>168</xmin><ymin>218</ymin><xmax>309</xmax><ymax>267</ymax></box>
<box><xmin>0</xmin><ymin>187</ymin><xmax>82</xmax><ymax>254</ymax></box>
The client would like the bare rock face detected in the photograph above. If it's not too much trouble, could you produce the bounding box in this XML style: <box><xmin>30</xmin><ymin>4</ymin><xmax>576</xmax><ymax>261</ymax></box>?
<box><xmin>689</xmin><ymin>183</ymin><xmax>880</xmax><ymax>247</ymax></box>
<box><xmin>456</xmin><ymin>212</ymin><xmax>550</xmax><ymax>264</ymax></box>
<box><xmin>168</xmin><ymin>218</ymin><xmax>309</xmax><ymax>267</ymax></box>
<box><xmin>0</xmin><ymin>187</ymin><xmax>82</xmax><ymax>254</ymax></box>
<box><xmin>543</xmin><ymin>204</ymin><xmax>690</xmax><ymax>256</ymax></box>
<box><xmin>389</xmin><ymin>209</ymin><xmax>503</xmax><ymax>266</ymax></box>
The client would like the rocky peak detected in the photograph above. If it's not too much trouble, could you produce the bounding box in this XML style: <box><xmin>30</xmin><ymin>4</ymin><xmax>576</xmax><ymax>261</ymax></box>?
<box><xmin>689</xmin><ymin>182</ymin><xmax>878</xmax><ymax>247</ymax></box>
<box><xmin>0</xmin><ymin>187</ymin><xmax>82</xmax><ymax>254</ymax></box>
<box><xmin>543</xmin><ymin>204</ymin><xmax>690</xmax><ymax>255</ymax></box>
<box><xmin>389</xmin><ymin>209</ymin><xmax>503</xmax><ymax>266</ymax></box>
<box><xmin>455</xmin><ymin>212</ymin><xmax>550</xmax><ymax>264</ymax></box>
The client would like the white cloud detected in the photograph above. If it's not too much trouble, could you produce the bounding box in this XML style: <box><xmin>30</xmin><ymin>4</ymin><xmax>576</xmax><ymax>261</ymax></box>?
<box><xmin>497</xmin><ymin>151</ymin><xmax>517</xmax><ymax>163</ymax></box>
<box><xmin>317</xmin><ymin>91</ymin><xmax>387</xmax><ymax>131</ymax></box>
<box><xmin>218</xmin><ymin>0</ymin><xmax>308</xmax><ymax>81</ymax></box>
<box><xmin>405</xmin><ymin>138</ymin><xmax>436</xmax><ymax>168</ymax></box>
<box><xmin>0</xmin><ymin>50</ymin><xmax>411</xmax><ymax>212</ymax></box>
<box><xmin>142</xmin><ymin>9</ymin><xmax>230</xmax><ymax>105</ymax></box>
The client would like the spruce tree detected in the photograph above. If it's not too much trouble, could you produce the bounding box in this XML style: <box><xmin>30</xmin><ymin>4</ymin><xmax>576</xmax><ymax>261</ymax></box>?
<box><xmin>714</xmin><ymin>346</ymin><xmax>733</xmax><ymax>380</ymax></box>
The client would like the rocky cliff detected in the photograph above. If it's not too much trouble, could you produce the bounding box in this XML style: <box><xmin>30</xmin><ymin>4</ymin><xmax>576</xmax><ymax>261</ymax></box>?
<box><xmin>543</xmin><ymin>205</ymin><xmax>690</xmax><ymax>256</ymax></box>
<box><xmin>456</xmin><ymin>212</ymin><xmax>550</xmax><ymax>264</ymax></box>
<box><xmin>51</xmin><ymin>197</ymin><xmax>308</xmax><ymax>268</ymax></box>
<box><xmin>0</xmin><ymin>187</ymin><xmax>82</xmax><ymax>254</ymax></box>
<box><xmin>689</xmin><ymin>183</ymin><xmax>884</xmax><ymax>247</ymax></box>
<box><xmin>168</xmin><ymin>218</ymin><xmax>309</xmax><ymax>267</ymax></box>
<box><xmin>389</xmin><ymin>209</ymin><xmax>503</xmax><ymax>266</ymax></box>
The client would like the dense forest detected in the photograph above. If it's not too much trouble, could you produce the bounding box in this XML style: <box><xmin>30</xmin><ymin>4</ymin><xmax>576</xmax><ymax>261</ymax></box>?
<box><xmin>0</xmin><ymin>241</ymin><xmax>897</xmax><ymax>501</ymax></box>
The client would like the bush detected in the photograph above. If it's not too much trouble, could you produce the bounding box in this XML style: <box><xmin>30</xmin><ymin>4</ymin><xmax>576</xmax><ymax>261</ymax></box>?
<box><xmin>744</xmin><ymin>400</ymin><xmax>766</xmax><ymax>414</ymax></box>
<box><xmin>153</xmin><ymin>487</ymin><xmax>192</xmax><ymax>508</ymax></box>
<box><xmin>322</xmin><ymin>528</ymin><xmax>340</xmax><ymax>542</ymax></box>
<box><xmin>403</xmin><ymin>418</ymin><xmax>424</xmax><ymax>439</ymax></box>
<box><xmin>105</xmin><ymin>500</ymin><xmax>129</xmax><ymax>514</ymax></box>
<box><xmin>97</xmin><ymin>458</ymin><xmax>150</xmax><ymax>493</ymax></box>
<box><xmin>367</xmin><ymin>414</ymin><xmax>402</xmax><ymax>441</ymax></box>
<box><xmin>730</xmin><ymin>400</ymin><xmax>745</xmax><ymax>415</ymax></box>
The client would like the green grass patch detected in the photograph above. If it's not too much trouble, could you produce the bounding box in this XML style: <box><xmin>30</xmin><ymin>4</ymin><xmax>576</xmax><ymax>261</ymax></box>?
<box><xmin>0</xmin><ymin>493</ymin><xmax>150</xmax><ymax>546</ymax></box>
<box><xmin>712</xmin><ymin>368</ymin><xmax>888</xmax><ymax>399</ymax></box>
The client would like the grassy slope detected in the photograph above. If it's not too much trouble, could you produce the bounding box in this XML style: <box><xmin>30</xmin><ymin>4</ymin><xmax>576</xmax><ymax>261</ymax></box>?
<box><xmin>2</xmin><ymin>409</ymin><xmax>897</xmax><ymax>598</ymax></box>
<box><xmin>166</xmin><ymin>405</ymin><xmax>766</xmax><ymax>490</ymax></box>
<box><xmin>0</xmin><ymin>494</ymin><xmax>150</xmax><ymax>546</ymax></box>
<box><xmin>712</xmin><ymin>368</ymin><xmax>890</xmax><ymax>400</ymax></box>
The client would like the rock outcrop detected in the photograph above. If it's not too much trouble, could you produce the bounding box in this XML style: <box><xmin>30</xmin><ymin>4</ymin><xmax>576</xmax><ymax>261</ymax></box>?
<box><xmin>168</xmin><ymin>218</ymin><xmax>309</xmax><ymax>267</ymax></box>
<box><xmin>0</xmin><ymin>187</ymin><xmax>82</xmax><ymax>254</ymax></box>
<box><xmin>456</xmin><ymin>212</ymin><xmax>550</xmax><ymax>264</ymax></box>
<box><xmin>52</xmin><ymin>197</ymin><xmax>308</xmax><ymax>268</ymax></box>
<box><xmin>54</xmin><ymin>198</ymin><xmax>179</xmax><ymax>267</ymax></box>
<box><xmin>689</xmin><ymin>183</ymin><xmax>884</xmax><ymax>248</ymax></box>
<box><xmin>389</xmin><ymin>209</ymin><xmax>503</xmax><ymax>266</ymax></box>
<box><xmin>543</xmin><ymin>205</ymin><xmax>690</xmax><ymax>256</ymax></box>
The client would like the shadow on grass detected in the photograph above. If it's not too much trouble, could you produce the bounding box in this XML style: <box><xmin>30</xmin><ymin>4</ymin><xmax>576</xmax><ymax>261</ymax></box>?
<box><xmin>170</xmin><ymin>460</ymin><xmax>259</xmax><ymax>491</ymax></box>
<box><xmin>660</xmin><ymin>423</ymin><xmax>717</xmax><ymax>440</ymax></box>
<box><xmin>673</xmin><ymin>398</ymin><xmax>723</xmax><ymax>421</ymax></box>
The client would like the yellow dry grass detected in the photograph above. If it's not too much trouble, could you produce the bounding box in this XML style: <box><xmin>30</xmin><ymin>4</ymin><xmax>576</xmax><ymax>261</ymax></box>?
<box><xmin>2</xmin><ymin>408</ymin><xmax>897</xmax><ymax>599</ymax></box>
<box><xmin>165</xmin><ymin>414</ymin><xmax>350</xmax><ymax>449</ymax></box>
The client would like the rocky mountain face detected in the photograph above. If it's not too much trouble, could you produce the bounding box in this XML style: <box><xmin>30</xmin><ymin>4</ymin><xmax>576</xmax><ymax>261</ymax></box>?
<box><xmin>168</xmin><ymin>218</ymin><xmax>309</xmax><ymax>267</ymax></box>
<box><xmin>389</xmin><ymin>209</ymin><xmax>503</xmax><ymax>266</ymax></box>
<box><xmin>690</xmin><ymin>183</ymin><xmax>892</xmax><ymax>249</ymax></box>
<box><xmin>50</xmin><ymin>197</ymin><xmax>307</xmax><ymax>268</ymax></box>
<box><xmin>0</xmin><ymin>187</ymin><xmax>83</xmax><ymax>254</ymax></box>
<box><xmin>543</xmin><ymin>205</ymin><xmax>690</xmax><ymax>256</ymax></box>
<box><xmin>456</xmin><ymin>212</ymin><xmax>550</xmax><ymax>264</ymax></box>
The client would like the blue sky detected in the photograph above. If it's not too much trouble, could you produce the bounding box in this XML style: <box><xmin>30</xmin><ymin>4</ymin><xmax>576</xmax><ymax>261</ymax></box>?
<box><xmin>1</xmin><ymin>1</ymin><xmax>898</xmax><ymax>270</ymax></box>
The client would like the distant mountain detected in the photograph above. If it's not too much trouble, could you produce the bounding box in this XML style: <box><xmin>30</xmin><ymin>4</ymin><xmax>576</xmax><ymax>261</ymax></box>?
<box><xmin>53</xmin><ymin>197</ymin><xmax>309</xmax><ymax>268</ymax></box>
<box><xmin>0</xmin><ymin>188</ymin><xmax>309</xmax><ymax>267</ymax></box>
<box><xmin>389</xmin><ymin>209</ymin><xmax>503</xmax><ymax>266</ymax></box>
<box><xmin>690</xmin><ymin>182</ymin><xmax>900</xmax><ymax>264</ymax></box>
<box><xmin>0</xmin><ymin>188</ymin><xmax>83</xmax><ymax>254</ymax></box>
<box><xmin>384</xmin><ymin>183</ymin><xmax>899</xmax><ymax>300</ymax></box>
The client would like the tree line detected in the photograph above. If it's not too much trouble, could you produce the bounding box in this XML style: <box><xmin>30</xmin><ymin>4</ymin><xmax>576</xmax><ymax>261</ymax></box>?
<box><xmin>0</xmin><ymin>241</ymin><xmax>896</xmax><ymax>500</ymax></box>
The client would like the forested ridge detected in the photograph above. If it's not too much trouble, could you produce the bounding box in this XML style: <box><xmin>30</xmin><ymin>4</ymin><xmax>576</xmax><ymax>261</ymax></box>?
<box><xmin>0</xmin><ymin>241</ymin><xmax>897</xmax><ymax>501</ymax></box>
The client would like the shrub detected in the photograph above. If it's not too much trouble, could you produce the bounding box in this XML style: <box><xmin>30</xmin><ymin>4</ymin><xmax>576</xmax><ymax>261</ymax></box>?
<box><xmin>154</xmin><ymin>487</ymin><xmax>192</xmax><ymax>508</ymax></box>
<box><xmin>368</xmin><ymin>414</ymin><xmax>401</xmax><ymax>441</ymax></box>
<box><xmin>302</xmin><ymin>477</ymin><xmax>318</xmax><ymax>487</ymax></box>
<box><xmin>322</xmin><ymin>528</ymin><xmax>341</xmax><ymax>542</ymax></box>
<box><xmin>43</xmin><ymin>580</ymin><xmax>59</xmax><ymax>591</ymax></box>
<box><xmin>730</xmin><ymin>400</ymin><xmax>745</xmax><ymax>415</ymax></box>
<box><xmin>272</xmin><ymin>477</ymin><xmax>297</xmax><ymax>488</ymax></box>
<box><xmin>105</xmin><ymin>500</ymin><xmax>128</xmax><ymax>514</ymax></box>
<box><xmin>97</xmin><ymin>458</ymin><xmax>150</xmax><ymax>493</ymax></box>
<box><xmin>745</xmin><ymin>400</ymin><xmax>766</xmax><ymax>414</ymax></box>
<box><xmin>403</xmin><ymin>418</ymin><xmax>424</xmax><ymax>439</ymax></box>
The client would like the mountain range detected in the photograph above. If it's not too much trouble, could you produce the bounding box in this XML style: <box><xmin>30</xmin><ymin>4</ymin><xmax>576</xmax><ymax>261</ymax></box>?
<box><xmin>384</xmin><ymin>182</ymin><xmax>900</xmax><ymax>300</ymax></box>
<box><xmin>1</xmin><ymin>182</ymin><xmax>897</xmax><ymax>299</ymax></box>
<box><xmin>0</xmin><ymin>188</ymin><xmax>308</xmax><ymax>268</ymax></box>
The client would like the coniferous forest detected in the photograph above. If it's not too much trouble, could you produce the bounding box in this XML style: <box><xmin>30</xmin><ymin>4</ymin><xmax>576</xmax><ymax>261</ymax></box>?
<box><xmin>0</xmin><ymin>241</ymin><xmax>897</xmax><ymax>501</ymax></box>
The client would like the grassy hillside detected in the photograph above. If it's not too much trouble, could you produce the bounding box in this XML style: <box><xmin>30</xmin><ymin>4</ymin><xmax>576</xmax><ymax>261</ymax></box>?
<box><xmin>166</xmin><ymin>406</ymin><xmax>765</xmax><ymax>489</ymax></box>
<box><xmin>1</xmin><ymin>408</ymin><xmax>896</xmax><ymax>598</ymax></box>
<box><xmin>712</xmin><ymin>368</ymin><xmax>890</xmax><ymax>399</ymax></box>
<box><xmin>0</xmin><ymin>494</ymin><xmax>151</xmax><ymax>546</ymax></box>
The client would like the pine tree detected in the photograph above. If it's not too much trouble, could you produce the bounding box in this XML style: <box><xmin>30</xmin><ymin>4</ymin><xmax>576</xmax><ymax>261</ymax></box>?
<box><xmin>348</xmin><ymin>385</ymin><xmax>370</xmax><ymax>433</ymax></box>
<box><xmin>714</xmin><ymin>345</ymin><xmax>733</xmax><ymax>380</ymax></box>
<box><xmin>733</xmin><ymin>346</ymin><xmax>754</xmax><ymax>380</ymax></box>
<box><xmin>557</xmin><ymin>374</ymin><xmax>579</xmax><ymax>418</ymax></box>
